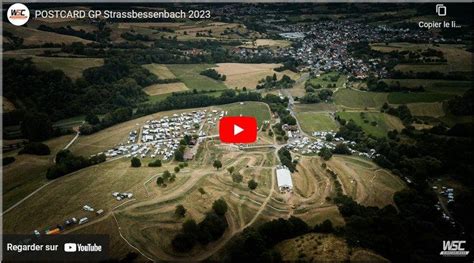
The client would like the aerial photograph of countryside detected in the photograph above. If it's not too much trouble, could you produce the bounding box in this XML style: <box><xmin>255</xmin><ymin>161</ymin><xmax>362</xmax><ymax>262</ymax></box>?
<box><xmin>2</xmin><ymin>2</ymin><xmax>473</xmax><ymax>262</ymax></box>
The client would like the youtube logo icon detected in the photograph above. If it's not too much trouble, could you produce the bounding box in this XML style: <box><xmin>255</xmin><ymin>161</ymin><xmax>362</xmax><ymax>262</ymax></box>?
<box><xmin>219</xmin><ymin>116</ymin><xmax>257</xmax><ymax>144</ymax></box>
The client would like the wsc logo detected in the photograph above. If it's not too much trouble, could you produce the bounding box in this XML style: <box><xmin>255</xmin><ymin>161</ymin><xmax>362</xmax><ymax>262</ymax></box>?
<box><xmin>440</xmin><ymin>240</ymin><xmax>470</xmax><ymax>257</ymax></box>
<box><xmin>7</xmin><ymin>3</ymin><xmax>30</xmax><ymax>26</ymax></box>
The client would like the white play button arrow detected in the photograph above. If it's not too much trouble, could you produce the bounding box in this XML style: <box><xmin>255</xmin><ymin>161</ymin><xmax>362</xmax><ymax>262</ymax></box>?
<box><xmin>234</xmin><ymin>124</ymin><xmax>244</xmax><ymax>135</ymax></box>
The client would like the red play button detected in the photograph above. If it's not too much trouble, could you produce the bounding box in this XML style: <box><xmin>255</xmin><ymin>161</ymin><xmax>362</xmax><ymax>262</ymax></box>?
<box><xmin>219</xmin><ymin>116</ymin><xmax>257</xmax><ymax>143</ymax></box>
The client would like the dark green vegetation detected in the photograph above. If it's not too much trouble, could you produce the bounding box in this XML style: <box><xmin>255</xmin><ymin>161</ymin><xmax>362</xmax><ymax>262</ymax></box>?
<box><xmin>334</xmin><ymin>193</ymin><xmax>458</xmax><ymax>262</ymax></box>
<box><xmin>18</xmin><ymin>142</ymin><xmax>51</xmax><ymax>156</ymax></box>
<box><xmin>248</xmin><ymin>179</ymin><xmax>258</xmax><ymax>190</ymax></box>
<box><xmin>148</xmin><ymin>159</ymin><xmax>162</xmax><ymax>167</ymax></box>
<box><xmin>200</xmin><ymin>68</ymin><xmax>226</xmax><ymax>81</ymax></box>
<box><xmin>333</xmin><ymin>113</ymin><xmax>474</xmax><ymax>258</ymax></box>
<box><xmin>300</xmin><ymin>89</ymin><xmax>333</xmax><ymax>104</ymax></box>
<box><xmin>167</xmin><ymin>64</ymin><xmax>227</xmax><ymax>91</ymax></box>
<box><xmin>256</xmin><ymin>74</ymin><xmax>295</xmax><ymax>90</ymax></box>
<box><xmin>225</xmin><ymin>217</ymin><xmax>309</xmax><ymax>262</ymax></box>
<box><xmin>4</xmin><ymin>58</ymin><xmax>157</xmax><ymax>122</ymax></box>
<box><xmin>171</xmin><ymin>199</ymin><xmax>229</xmax><ymax>252</ymax></box>
<box><xmin>278</xmin><ymin>148</ymin><xmax>296</xmax><ymax>172</ymax></box>
<box><xmin>156</xmin><ymin>170</ymin><xmax>176</xmax><ymax>187</ymax></box>
<box><xmin>2</xmin><ymin>157</ymin><xmax>16</xmax><ymax>166</ymax></box>
<box><xmin>131</xmin><ymin>157</ymin><xmax>141</xmax><ymax>167</ymax></box>
<box><xmin>447</xmin><ymin>89</ymin><xmax>474</xmax><ymax>116</ymax></box>
<box><xmin>46</xmin><ymin>150</ymin><xmax>106</xmax><ymax>180</ymax></box>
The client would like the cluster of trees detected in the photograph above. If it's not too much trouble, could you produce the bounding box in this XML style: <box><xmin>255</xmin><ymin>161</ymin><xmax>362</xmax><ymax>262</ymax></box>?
<box><xmin>200</xmin><ymin>68</ymin><xmax>226</xmax><ymax>81</ymax></box>
<box><xmin>390</xmin><ymin>70</ymin><xmax>471</xmax><ymax>81</ymax></box>
<box><xmin>3</xmin><ymin>31</ymin><xmax>24</xmax><ymax>50</ymax></box>
<box><xmin>80</xmin><ymin>108</ymin><xmax>134</xmax><ymax>135</ymax></box>
<box><xmin>18</xmin><ymin>142</ymin><xmax>51</xmax><ymax>155</ymax></box>
<box><xmin>120</xmin><ymin>32</ymin><xmax>151</xmax><ymax>41</ymax></box>
<box><xmin>318</xmin><ymin>146</ymin><xmax>333</xmax><ymax>160</ymax></box>
<box><xmin>213</xmin><ymin>160</ymin><xmax>223</xmax><ymax>170</ymax></box>
<box><xmin>37</xmin><ymin>25</ymin><xmax>97</xmax><ymax>41</ymax></box>
<box><xmin>131</xmin><ymin>157</ymin><xmax>141</xmax><ymax>167</ymax></box>
<box><xmin>277</xmin><ymin>148</ymin><xmax>296</xmax><ymax>172</ymax></box>
<box><xmin>381</xmin><ymin>103</ymin><xmax>413</xmax><ymax>125</ymax></box>
<box><xmin>333</xmin><ymin>193</ymin><xmax>458</xmax><ymax>261</ymax></box>
<box><xmin>264</xmin><ymin>94</ymin><xmax>296</xmax><ymax>126</ymax></box>
<box><xmin>137</xmin><ymin>89</ymin><xmax>261</xmax><ymax>119</ymax></box>
<box><xmin>225</xmin><ymin>216</ymin><xmax>310</xmax><ymax>262</ymax></box>
<box><xmin>274</xmin><ymin>59</ymin><xmax>299</xmax><ymax>73</ymax></box>
<box><xmin>174</xmin><ymin>145</ymin><xmax>187</xmax><ymax>162</ymax></box>
<box><xmin>37</xmin><ymin>22</ymin><xmax>110</xmax><ymax>43</ymax></box>
<box><xmin>447</xmin><ymin>88</ymin><xmax>473</xmax><ymax>116</ymax></box>
<box><xmin>148</xmin><ymin>159</ymin><xmax>162</xmax><ymax>167</ymax></box>
<box><xmin>334</xmin><ymin>111</ymin><xmax>474</xmax><ymax>244</ymax></box>
<box><xmin>3</xmin><ymin>157</ymin><xmax>16</xmax><ymax>166</ymax></box>
<box><xmin>46</xmin><ymin>150</ymin><xmax>106</xmax><ymax>180</ymax></box>
<box><xmin>3</xmin><ymin>58</ymin><xmax>157</xmax><ymax>125</ymax></box>
<box><xmin>156</xmin><ymin>170</ymin><xmax>177</xmax><ymax>187</ymax></box>
<box><xmin>300</xmin><ymin>89</ymin><xmax>333</xmax><ymax>104</ymax></box>
<box><xmin>367</xmin><ymin>78</ymin><xmax>424</xmax><ymax>92</ymax></box>
<box><xmin>171</xmin><ymin>199</ymin><xmax>228</xmax><ymax>252</ymax></box>
<box><xmin>256</xmin><ymin>74</ymin><xmax>295</xmax><ymax>90</ymax></box>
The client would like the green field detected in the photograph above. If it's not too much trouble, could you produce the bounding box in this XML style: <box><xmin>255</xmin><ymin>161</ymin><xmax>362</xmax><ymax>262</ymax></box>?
<box><xmin>382</xmin><ymin>79</ymin><xmax>471</xmax><ymax>95</ymax></box>
<box><xmin>334</xmin><ymin>89</ymin><xmax>388</xmax><ymax>109</ymax></box>
<box><xmin>166</xmin><ymin>64</ymin><xmax>228</xmax><ymax>91</ymax></box>
<box><xmin>142</xmin><ymin>64</ymin><xmax>176</xmax><ymax>79</ymax></box>
<box><xmin>387</xmin><ymin>92</ymin><xmax>455</xmax><ymax>104</ymax></box>
<box><xmin>371</xmin><ymin>42</ymin><xmax>472</xmax><ymax>73</ymax></box>
<box><xmin>336</xmin><ymin>111</ymin><xmax>404</xmax><ymax>137</ymax></box>
<box><xmin>2</xmin><ymin>51</ymin><xmax>103</xmax><ymax>80</ymax></box>
<box><xmin>306</xmin><ymin>72</ymin><xmax>347</xmax><ymax>89</ymax></box>
<box><xmin>219</xmin><ymin>102</ymin><xmax>271</xmax><ymax>127</ymax></box>
<box><xmin>296</xmin><ymin>112</ymin><xmax>339</xmax><ymax>133</ymax></box>
<box><xmin>146</xmin><ymin>90</ymin><xmax>224</xmax><ymax>104</ymax></box>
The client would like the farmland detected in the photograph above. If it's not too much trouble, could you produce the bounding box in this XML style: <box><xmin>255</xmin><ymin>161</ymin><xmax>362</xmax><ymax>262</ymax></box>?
<box><xmin>371</xmin><ymin>42</ymin><xmax>472</xmax><ymax>73</ymax></box>
<box><xmin>143</xmin><ymin>64</ymin><xmax>177</xmax><ymax>79</ymax></box>
<box><xmin>334</xmin><ymin>89</ymin><xmax>388</xmax><ymax>109</ymax></box>
<box><xmin>143</xmin><ymin>83</ymin><xmax>189</xmax><ymax>96</ymax></box>
<box><xmin>406</xmin><ymin>102</ymin><xmax>445</xmax><ymax>117</ymax></box>
<box><xmin>296</xmin><ymin>112</ymin><xmax>339</xmax><ymax>133</ymax></box>
<box><xmin>306</xmin><ymin>72</ymin><xmax>347</xmax><ymax>89</ymax></box>
<box><xmin>3</xmin><ymin>22</ymin><xmax>93</xmax><ymax>45</ymax></box>
<box><xmin>2</xmin><ymin>134</ymin><xmax>75</xmax><ymax>210</ymax></box>
<box><xmin>167</xmin><ymin>64</ymin><xmax>228</xmax><ymax>91</ymax></box>
<box><xmin>3</xmin><ymin>50</ymin><xmax>104</xmax><ymax>79</ymax></box>
<box><xmin>326</xmin><ymin>156</ymin><xmax>406</xmax><ymax>208</ymax></box>
<box><xmin>218</xmin><ymin>102</ymin><xmax>271</xmax><ymax>127</ymax></box>
<box><xmin>336</xmin><ymin>111</ymin><xmax>404</xmax><ymax>137</ymax></box>
<box><xmin>240</xmin><ymin>39</ymin><xmax>291</xmax><ymax>48</ymax></box>
<box><xmin>213</xmin><ymin>63</ymin><xmax>300</xmax><ymax>90</ymax></box>
<box><xmin>275</xmin><ymin>233</ymin><xmax>388</xmax><ymax>262</ymax></box>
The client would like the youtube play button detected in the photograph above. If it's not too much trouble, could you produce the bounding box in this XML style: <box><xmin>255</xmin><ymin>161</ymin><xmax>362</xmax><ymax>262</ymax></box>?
<box><xmin>219</xmin><ymin>116</ymin><xmax>257</xmax><ymax>143</ymax></box>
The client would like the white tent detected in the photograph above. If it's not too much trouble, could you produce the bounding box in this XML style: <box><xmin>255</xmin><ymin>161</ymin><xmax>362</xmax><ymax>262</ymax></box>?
<box><xmin>276</xmin><ymin>166</ymin><xmax>293</xmax><ymax>192</ymax></box>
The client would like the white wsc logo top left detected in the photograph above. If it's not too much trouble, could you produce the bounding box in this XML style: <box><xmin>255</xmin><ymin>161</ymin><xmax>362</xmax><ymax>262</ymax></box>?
<box><xmin>7</xmin><ymin>3</ymin><xmax>30</xmax><ymax>26</ymax></box>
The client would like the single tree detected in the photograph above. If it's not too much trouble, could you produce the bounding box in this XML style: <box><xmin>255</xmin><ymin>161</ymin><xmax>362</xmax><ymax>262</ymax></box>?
<box><xmin>232</xmin><ymin>172</ymin><xmax>243</xmax><ymax>184</ymax></box>
<box><xmin>156</xmin><ymin>176</ymin><xmax>164</xmax><ymax>186</ymax></box>
<box><xmin>213</xmin><ymin>160</ymin><xmax>222</xmax><ymax>170</ymax></box>
<box><xmin>162</xmin><ymin>170</ymin><xmax>171</xmax><ymax>181</ymax></box>
<box><xmin>227</xmin><ymin>166</ymin><xmax>235</xmax><ymax>174</ymax></box>
<box><xmin>182</xmin><ymin>219</ymin><xmax>198</xmax><ymax>234</ymax></box>
<box><xmin>248</xmin><ymin>179</ymin><xmax>258</xmax><ymax>190</ymax></box>
<box><xmin>198</xmin><ymin>187</ymin><xmax>206</xmax><ymax>196</ymax></box>
<box><xmin>212</xmin><ymin>198</ymin><xmax>228</xmax><ymax>216</ymax></box>
<box><xmin>174</xmin><ymin>166</ymin><xmax>180</xmax><ymax>173</ymax></box>
<box><xmin>175</xmin><ymin>205</ymin><xmax>187</xmax><ymax>217</ymax></box>
<box><xmin>131</xmin><ymin>157</ymin><xmax>141</xmax><ymax>167</ymax></box>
